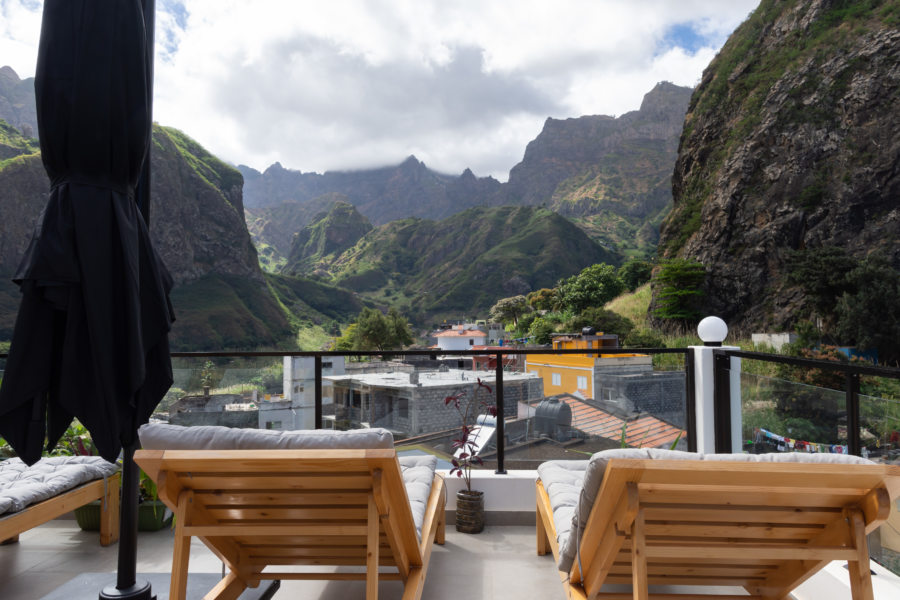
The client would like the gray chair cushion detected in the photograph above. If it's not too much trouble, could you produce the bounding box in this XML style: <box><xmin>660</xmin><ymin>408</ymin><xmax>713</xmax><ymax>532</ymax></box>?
<box><xmin>398</xmin><ymin>455</ymin><xmax>438</xmax><ymax>540</ymax></box>
<box><xmin>0</xmin><ymin>456</ymin><xmax>119</xmax><ymax>516</ymax></box>
<box><xmin>542</xmin><ymin>448</ymin><xmax>873</xmax><ymax>572</ymax></box>
<box><xmin>138</xmin><ymin>423</ymin><xmax>394</xmax><ymax>450</ymax></box>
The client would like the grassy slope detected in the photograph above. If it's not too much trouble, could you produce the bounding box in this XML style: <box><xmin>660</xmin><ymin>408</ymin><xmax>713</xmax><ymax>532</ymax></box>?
<box><xmin>322</xmin><ymin>206</ymin><xmax>620</xmax><ymax>320</ymax></box>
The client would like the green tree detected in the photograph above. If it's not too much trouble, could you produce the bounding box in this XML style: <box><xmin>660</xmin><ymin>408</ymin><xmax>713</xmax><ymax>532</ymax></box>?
<box><xmin>528</xmin><ymin>317</ymin><xmax>555</xmax><ymax>345</ymax></box>
<box><xmin>785</xmin><ymin>246</ymin><xmax>856</xmax><ymax>322</ymax></box>
<box><xmin>489</xmin><ymin>295</ymin><xmax>532</xmax><ymax>327</ymax></box>
<box><xmin>334</xmin><ymin>308</ymin><xmax>414</xmax><ymax>352</ymax></box>
<box><xmin>333</xmin><ymin>323</ymin><xmax>359</xmax><ymax>353</ymax></box>
<box><xmin>617</xmin><ymin>259</ymin><xmax>653</xmax><ymax>292</ymax></box>
<box><xmin>835</xmin><ymin>255</ymin><xmax>900</xmax><ymax>365</ymax></box>
<box><xmin>652</xmin><ymin>258</ymin><xmax>706</xmax><ymax>322</ymax></box>
<box><xmin>556</xmin><ymin>263</ymin><xmax>624</xmax><ymax>313</ymax></box>
<box><xmin>526</xmin><ymin>288</ymin><xmax>558</xmax><ymax>311</ymax></box>
<box><xmin>353</xmin><ymin>307</ymin><xmax>414</xmax><ymax>352</ymax></box>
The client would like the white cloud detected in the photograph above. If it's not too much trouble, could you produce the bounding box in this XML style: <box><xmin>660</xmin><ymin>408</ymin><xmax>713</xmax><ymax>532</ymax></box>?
<box><xmin>1</xmin><ymin>0</ymin><xmax>760</xmax><ymax>180</ymax></box>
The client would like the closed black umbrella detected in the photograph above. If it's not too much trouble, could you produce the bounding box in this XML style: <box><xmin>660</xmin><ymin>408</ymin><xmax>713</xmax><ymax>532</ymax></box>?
<box><xmin>0</xmin><ymin>0</ymin><xmax>173</xmax><ymax>598</ymax></box>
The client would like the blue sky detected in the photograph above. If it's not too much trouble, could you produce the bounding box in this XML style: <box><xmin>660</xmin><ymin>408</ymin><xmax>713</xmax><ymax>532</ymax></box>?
<box><xmin>0</xmin><ymin>0</ymin><xmax>760</xmax><ymax>180</ymax></box>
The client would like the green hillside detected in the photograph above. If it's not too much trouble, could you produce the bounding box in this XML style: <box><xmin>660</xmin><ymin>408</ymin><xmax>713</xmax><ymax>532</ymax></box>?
<box><xmin>286</xmin><ymin>205</ymin><xmax>621</xmax><ymax>322</ymax></box>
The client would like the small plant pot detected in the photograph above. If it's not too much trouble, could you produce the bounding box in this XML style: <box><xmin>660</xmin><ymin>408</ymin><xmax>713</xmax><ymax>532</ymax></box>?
<box><xmin>74</xmin><ymin>500</ymin><xmax>172</xmax><ymax>532</ymax></box>
<box><xmin>74</xmin><ymin>500</ymin><xmax>103</xmax><ymax>531</ymax></box>
<box><xmin>455</xmin><ymin>489</ymin><xmax>485</xmax><ymax>534</ymax></box>
<box><xmin>137</xmin><ymin>500</ymin><xmax>173</xmax><ymax>531</ymax></box>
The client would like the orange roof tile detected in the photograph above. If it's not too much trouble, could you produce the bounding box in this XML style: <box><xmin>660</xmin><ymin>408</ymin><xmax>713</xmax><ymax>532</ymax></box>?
<box><xmin>434</xmin><ymin>329</ymin><xmax>486</xmax><ymax>337</ymax></box>
<box><xmin>556</xmin><ymin>394</ymin><xmax>684</xmax><ymax>449</ymax></box>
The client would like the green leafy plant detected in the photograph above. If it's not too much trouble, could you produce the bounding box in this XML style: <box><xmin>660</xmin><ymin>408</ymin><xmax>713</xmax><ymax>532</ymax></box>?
<box><xmin>46</xmin><ymin>421</ymin><xmax>98</xmax><ymax>457</ymax></box>
<box><xmin>444</xmin><ymin>379</ymin><xmax>498</xmax><ymax>492</ymax></box>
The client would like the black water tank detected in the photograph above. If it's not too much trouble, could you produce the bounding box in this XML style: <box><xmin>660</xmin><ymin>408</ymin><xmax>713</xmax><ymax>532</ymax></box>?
<box><xmin>535</xmin><ymin>397</ymin><xmax>573</xmax><ymax>439</ymax></box>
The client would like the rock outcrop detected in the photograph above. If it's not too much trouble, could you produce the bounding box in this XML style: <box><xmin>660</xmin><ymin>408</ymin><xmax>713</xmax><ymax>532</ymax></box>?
<box><xmin>0</xmin><ymin>123</ymin><xmax>291</xmax><ymax>348</ymax></box>
<box><xmin>658</xmin><ymin>0</ymin><xmax>900</xmax><ymax>330</ymax></box>
<box><xmin>284</xmin><ymin>201</ymin><xmax>373</xmax><ymax>276</ymax></box>
<box><xmin>0</xmin><ymin>67</ymin><xmax>37</xmax><ymax>139</ymax></box>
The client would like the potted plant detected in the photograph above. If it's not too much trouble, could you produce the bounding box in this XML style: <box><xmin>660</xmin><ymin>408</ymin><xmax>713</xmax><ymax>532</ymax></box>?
<box><xmin>59</xmin><ymin>422</ymin><xmax>172</xmax><ymax>532</ymax></box>
<box><xmin>444</xmin><ymin>378</ymin><xmax>497</xmax><ymax>533</ymax></box>
<box><xmin>137</xmin><ymin>469</ymin><xmax>172</xmax><ymax>531</ymax></box>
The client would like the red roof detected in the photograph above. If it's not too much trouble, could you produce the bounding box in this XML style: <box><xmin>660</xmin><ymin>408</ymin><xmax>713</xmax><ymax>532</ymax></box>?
<box><xmin>434</xmin><ymin>329</ymin><xmax>486</xmax><ymax>337</ymax></box>
<box><xmin>556</xmin><ymin>394</ymin><xmax>684</xmax><ymax>449</ymax></box>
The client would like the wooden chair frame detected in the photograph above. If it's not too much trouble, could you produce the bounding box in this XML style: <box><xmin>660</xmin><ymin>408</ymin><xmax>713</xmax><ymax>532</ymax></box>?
<box><xmin>536</xmin><ymin>458</ymin><xmax>900</xmax><ymax>600</ymax></box>
<box><xmin>0</xmin><ymin>471</ymin><xmax>121</xmax><ymax>546</ymax></box>
<box><xmin>135</xmin><ymin>448</ymin><xmax>445</xmax><ymax>600</ymax></box>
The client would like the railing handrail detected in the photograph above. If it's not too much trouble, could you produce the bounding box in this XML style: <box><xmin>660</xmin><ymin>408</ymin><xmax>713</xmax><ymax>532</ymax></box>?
<box><xmin>717</xmin><ymin>349</ymin><xmax>900</xmax><ymax>379</ymax></box>
<box><xmin>161</xmin><ymin>347</ymin><xmax>686</xmax><ymax>358</ymax></box>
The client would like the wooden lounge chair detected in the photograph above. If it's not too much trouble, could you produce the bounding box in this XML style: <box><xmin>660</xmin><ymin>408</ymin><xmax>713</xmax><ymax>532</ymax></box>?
<box><xmin>536</xmin><ymin>448</ymin><xmax>900</xmax><ymax>600</ymax></box>
<box><xmin>0</xmin><ymin>456</ymin><xmax>120</xmax><ymax>546</ymax></box>
<box><xmin>134</xmin><ymin>423</ymin><xmax>445</xmax><ymax>600</ymax></box>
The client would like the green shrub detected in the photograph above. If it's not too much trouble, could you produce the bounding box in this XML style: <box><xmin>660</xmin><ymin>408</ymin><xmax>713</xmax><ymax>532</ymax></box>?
<box><xmin>652</xmin><ymin>259</ymin><xmax>706</xmax><ymax>323</ymax></box>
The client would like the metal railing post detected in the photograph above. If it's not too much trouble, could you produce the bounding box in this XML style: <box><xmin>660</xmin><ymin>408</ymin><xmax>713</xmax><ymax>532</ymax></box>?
<box><xmin>314</xmin><ymin>355</ymin><xmax>323</xmax><ymax>430</ymax></box>
<box><xmin>684</xmin><ymin>350</ymin><xmax>697</xmax><ymax>453</ymax></box>
<box><xmin>495</xmin><ymin>353</ymin><xmax>506</xmax><ymax>474</ymax></box>
<box><xmin>846</xmin><ymin>372</ymin><xmax>861</xmax><ymax>456</ymax></box>
<box><xmin>713</xmin><ymin>352</ymin><xmax>733</xmax><ymax>453</ymax></box>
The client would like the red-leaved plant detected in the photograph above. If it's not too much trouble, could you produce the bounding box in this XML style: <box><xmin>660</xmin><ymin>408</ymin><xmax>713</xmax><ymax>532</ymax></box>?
<box><xmin>444</xmin><ymin>378</ymin><xmax>498</xmax><ymax>492</ymax></box>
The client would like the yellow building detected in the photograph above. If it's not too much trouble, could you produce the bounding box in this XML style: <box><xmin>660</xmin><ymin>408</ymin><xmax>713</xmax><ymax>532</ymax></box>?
<box><xmin>525</xmin><ymin>332</ymin><xmax>647</xmax><ymax>399</ymax></box>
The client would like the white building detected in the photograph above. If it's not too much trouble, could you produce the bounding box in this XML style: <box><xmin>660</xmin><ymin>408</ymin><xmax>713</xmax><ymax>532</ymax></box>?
<box><xmin>259</xmin><ymin>356</ymin><xmax>346</xmax><ymax>431</ymax></box>
<box><xmin>434</xmin><ymin>326</ymin><xmax>487</xmax><ymax>351</ymax></box>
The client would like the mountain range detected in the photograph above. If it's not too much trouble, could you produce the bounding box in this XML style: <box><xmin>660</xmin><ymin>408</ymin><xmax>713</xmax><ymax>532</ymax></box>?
<box><xmin>0</xmin><ymin>67</ymin><xmax>688</xmax><ymax>348</ymax></box>
<box><xmin>244</xmin><ymin>81</ymin><xmax>692</xmax><ymax>264</ymax></box>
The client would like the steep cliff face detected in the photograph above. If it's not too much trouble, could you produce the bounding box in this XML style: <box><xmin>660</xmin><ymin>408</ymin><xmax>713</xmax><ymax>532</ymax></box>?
<box><xmin>659</xmin><ymin>0</ymin><xmax>900</xmax><ymax>330</ymax></box>
<box><xmin>150</xmin><ymin>125</ymin><xmax>261</xmax><ymax>285</ymax></box>
<box><xmin>0</xmin><ymin>123</ymin><xmax>291</xmax><ymax>348</ymax></box>
<box><xmin>503</xmin><ymin>82</ymin><xmax>691</xmax><ymax>209</ymax></box>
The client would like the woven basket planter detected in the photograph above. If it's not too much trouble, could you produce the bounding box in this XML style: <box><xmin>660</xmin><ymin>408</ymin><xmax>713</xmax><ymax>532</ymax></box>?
<box><xmin>455</xmin><ymin>490</ymin><xmax>485</xmax><ymax>534</ymax></box>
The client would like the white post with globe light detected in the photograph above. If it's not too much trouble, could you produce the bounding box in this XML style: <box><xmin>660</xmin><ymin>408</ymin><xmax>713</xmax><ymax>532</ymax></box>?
<box><xmin>691</xmin><ymin>316</ymin><xmax>742</xmax><ymax>454</ymax></box>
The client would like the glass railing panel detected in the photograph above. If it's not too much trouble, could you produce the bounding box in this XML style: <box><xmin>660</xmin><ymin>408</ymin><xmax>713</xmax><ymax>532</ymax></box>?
<box><xmin>500</xmin><ymin>350</ymin><xmax>689</xmax><ymax>470</ymax></box>
<box><xmin>859</xmin><ymin>377</ymin><xmax>900</xmax><ymax>575</ymax></box>
<box><xmin>165</xmin><ymin>356</ymin><xmax>294</xmax><ymax>429</ymax></box>
<box><xmin>740</xmin><ymin>372</ymin><xmax>847</xmax><ymax>454</ymax></box>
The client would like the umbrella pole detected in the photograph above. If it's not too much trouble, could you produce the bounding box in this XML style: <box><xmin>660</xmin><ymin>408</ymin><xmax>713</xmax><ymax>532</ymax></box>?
<box><xmin>100</xmin><ymin>442</ymin><xmax>153</xmax><ymax>600</ymax></box>
<box><xmin>102</xmin><ymin>2</ymin><xmax>157</xmax><ymax>598</ymax></box>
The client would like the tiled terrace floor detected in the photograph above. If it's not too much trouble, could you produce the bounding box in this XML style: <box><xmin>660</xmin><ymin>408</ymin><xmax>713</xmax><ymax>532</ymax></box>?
<box><xmin>0</xmin><ymin>518</ymin><xmax>561</xmax><ymax>600</ymax></box>
<box><xmin>4</xmin><ymin>517</ymin><xmax>900</xmax><ymax>599</ymax></box>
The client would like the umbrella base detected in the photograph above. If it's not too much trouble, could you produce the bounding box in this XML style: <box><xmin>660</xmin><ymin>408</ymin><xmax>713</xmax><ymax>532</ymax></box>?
<box><xmin>99</xmin><ymin>581</ymin><xmax>153</xmax><ymax>600</ymax></box>
<box><xmin>40</xmin><ymin>574</ymin><xmax>280</xmax><ymax>600</ymax></box>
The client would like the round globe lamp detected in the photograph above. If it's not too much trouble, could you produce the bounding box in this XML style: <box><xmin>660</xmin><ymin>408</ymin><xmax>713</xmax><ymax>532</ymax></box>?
<box><xmin>697</xmin><ymin>316</ymin><xmax>728</xmax><ymax>347</ymax></box>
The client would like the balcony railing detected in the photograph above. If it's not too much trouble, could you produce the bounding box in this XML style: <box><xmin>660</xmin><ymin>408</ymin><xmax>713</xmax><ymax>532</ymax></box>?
<box><xmin>163</xmin><ymin>346</ymin><xmax>692</xmax><ymax>472</ymax></box>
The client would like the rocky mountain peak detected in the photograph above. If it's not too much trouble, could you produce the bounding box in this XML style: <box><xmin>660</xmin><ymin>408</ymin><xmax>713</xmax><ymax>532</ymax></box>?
<box><xmin>0</xmin><ymin>66</ymin><xmax>38</xmax><ymax>139</ymax></box>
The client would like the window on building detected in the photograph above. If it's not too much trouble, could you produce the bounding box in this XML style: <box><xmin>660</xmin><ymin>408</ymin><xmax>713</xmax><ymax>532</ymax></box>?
<box><xmin>398</xmin><ymin>398</ymin><xmax>409</xmax><ymax>419</ymax></box>
<box><xmin>577</xmin><ymin>376</ymin><xmax>588</xmax><ymax>390</ymax></box>
<box><xmin>323</xmin><ymin>361</ymin><xmax>332</xmax><ymax>369</ymax></box>
<box><xmin>294</xmin><ymin>385</ymin><xmax>303</xmax><ymax>394</ymax></box>
<box><xmin>469</xmin><ymin>339</ymin><xmax>474</xmax><ymax>345</ymax></box>
<box><xmin>551</xmin><ymin>373</ymin><xmax>561</xmax><ymax>386</ymax></box>
<box><xmin>265</xmin><ymin>421</ymin><xmax>282</xmax><ymax>430</ymax></box>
